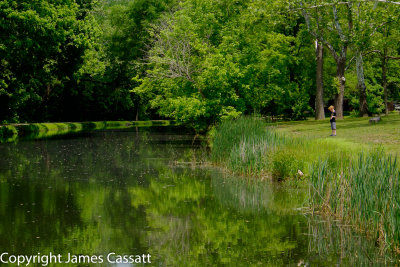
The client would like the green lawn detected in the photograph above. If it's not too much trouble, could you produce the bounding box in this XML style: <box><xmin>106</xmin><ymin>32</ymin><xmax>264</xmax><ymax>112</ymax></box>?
<box><xmin>276</xmin><ymin>112</ymin><xmax>400</xmax><ymax>156</ymax></box>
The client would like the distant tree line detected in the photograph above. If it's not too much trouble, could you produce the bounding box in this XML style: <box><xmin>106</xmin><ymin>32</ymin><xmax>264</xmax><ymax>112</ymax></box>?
<box><xmin>1</xmin><ymin>0</ymin><xmax>400</xmax><ymax>131</ymax></box>
<box><xmin>0</xmin><ymin>0</ymin><xmax>174</xmax><ymax>123</ymax></box>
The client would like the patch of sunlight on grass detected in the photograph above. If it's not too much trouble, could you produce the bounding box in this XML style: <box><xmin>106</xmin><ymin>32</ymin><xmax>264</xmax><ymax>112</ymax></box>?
<box><xmin>276</xmin><ymin>112</ymin><xmax>400</xmax><ymax>157</ymax></box>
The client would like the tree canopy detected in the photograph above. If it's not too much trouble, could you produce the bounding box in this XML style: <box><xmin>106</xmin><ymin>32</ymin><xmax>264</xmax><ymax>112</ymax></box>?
<box><xmin>1</xmin><ymin>0</ymin><xmax>400</xmax><ymax>130</ymax></box>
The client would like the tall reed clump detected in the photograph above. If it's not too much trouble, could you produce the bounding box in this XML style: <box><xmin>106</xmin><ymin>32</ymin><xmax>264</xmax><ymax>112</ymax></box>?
<box><xmin>310</xmin><ymin>151</ymin><xmax>400</xmax><ymax>248</ymax></box>
<box><xmin>210</xmin><ymin>116</ymin><xmax>303</xmax><ymax>178</ymax></box>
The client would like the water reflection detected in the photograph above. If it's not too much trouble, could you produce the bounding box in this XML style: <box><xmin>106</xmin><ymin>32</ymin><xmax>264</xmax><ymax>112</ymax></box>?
<box><xmin>0</xmin><ymin>128</ymin><xmax>397</xmax><ymax>266</ymax></box>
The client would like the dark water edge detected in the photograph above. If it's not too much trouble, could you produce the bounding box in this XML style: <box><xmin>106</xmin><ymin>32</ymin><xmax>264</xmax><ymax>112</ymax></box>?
<box><xmin>0</xmin><ymin>127</ymin><xmax>399</xmax><ymax>266</ymax></box>
<box><xmin>0</xmin><ymin>120</ymin><xmax>176</xmax><ymax>143</ymax></box>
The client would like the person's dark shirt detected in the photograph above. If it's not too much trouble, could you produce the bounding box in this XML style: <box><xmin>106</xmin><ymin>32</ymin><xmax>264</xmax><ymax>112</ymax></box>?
<box><xmin>330</xmin><ymin>111</ymin><xmax>336</xmax><ymax>123</ymax></box>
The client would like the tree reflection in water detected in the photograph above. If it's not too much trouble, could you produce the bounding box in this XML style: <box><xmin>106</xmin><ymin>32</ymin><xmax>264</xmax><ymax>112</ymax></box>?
<box><xmin>0</xmin><ymin>128</ymin><xmax>397</xmax><ymax>266</ymax></box>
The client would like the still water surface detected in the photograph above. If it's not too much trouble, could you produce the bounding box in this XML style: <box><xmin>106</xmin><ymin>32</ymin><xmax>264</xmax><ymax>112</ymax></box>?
<box><xmin>0</xmin><ymin>128</ymin><xmax>397</xmax><ymax>266</ymax></box>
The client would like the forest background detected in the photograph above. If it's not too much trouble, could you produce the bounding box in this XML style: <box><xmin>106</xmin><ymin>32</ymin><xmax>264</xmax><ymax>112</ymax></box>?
<box><xmin>1</xmin><ymin>0</ymin><xmax>400</xmax><ymax>131</ymax></box>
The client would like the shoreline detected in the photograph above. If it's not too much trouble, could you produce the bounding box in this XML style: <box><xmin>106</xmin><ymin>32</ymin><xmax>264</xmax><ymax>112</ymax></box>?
<box><xmin>209</xmin><ymin>115</ymin><xmax>400</xmax><ymax>252</ymax></box>
<box><xmin>0</xmin><ymin>120</ymin><xmax>174</xmax><ymax>143</ymax></box>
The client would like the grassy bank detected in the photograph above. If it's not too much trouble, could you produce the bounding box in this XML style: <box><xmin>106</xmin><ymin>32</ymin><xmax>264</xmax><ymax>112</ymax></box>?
<box><xmin>277</xmin><ymin>112</ymin><xmax>400</xmax><ymax>156</ymax></box>
<box><xmin>210</xmin><ymin>115</ymin><xmax>400</xmax><ymax>250</ymax></box>
<box><xmin>210</xmin><ymin>117</ymin><xmax>365</xmax><ymax>179</ymax></box>
<box><xmin>0</xmin><ymin>120</ymin><xmax>173</xmax><ymax>143</ymax></box>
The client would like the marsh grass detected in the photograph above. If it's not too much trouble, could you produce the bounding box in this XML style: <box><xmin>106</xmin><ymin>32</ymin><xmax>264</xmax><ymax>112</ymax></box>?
<box><xmin>210</xmin><ymin>116</ymin><xmax>364</xmax><ymax>180</ymax></box>
<box><xmin>211</xmin><ymin>117</ymin><xmax>302</xmax><ymax>177</ymax></box>
<box><xmin>311</xmin><ymin>151</ymin><xmax>400</xmax><ymax>249</ymax></box>
<box><xmin>306</xmin><ymin>218</ymin><xmax>396</xmax><ymax>265</ymax></box>
<box><xmin>211</xmin><ymin>116</ymin><xmax>400</xmax><ymax>248</ymax></box>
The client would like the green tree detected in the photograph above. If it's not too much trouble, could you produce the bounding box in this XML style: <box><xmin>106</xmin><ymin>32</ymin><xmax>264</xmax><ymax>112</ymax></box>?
<box><xmin>0</xmin><ymin>0</ymin><xmax>98</xmax><ymax>122</ymax></box>
<box><xmin>81</xmin><ymin>0</ymin><xmax>178</xmax><ymax>121</ymax></box>
<box><xmin>134</xmin><ymin>0</ymin><xmax>312</xmax><ymax>131</ymax></box>
<box><xmin>371</xmin><ymin>6</ymin><xmax>400</xmax><ymax>114</ymax></box>
<box><xmin>298</xmin><ymin>0</ymin><xmax>400</xmax><ymax>118</ymax></box>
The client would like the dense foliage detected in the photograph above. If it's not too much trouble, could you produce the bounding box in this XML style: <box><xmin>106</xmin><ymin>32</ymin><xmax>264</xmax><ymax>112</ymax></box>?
<box><xmin>1</xmin><ymin>0</ymin><xmax>400</xmax><ymax>129</ymax></box>
<box><xmin>134</xmin><ymin>0</ymin><xmax>316</xmax><ymax>130</ymax></box>
<box><xmin>0</xmin><ymin>0</ymin><xmax>89</xmax><ymax>121</ymax></box>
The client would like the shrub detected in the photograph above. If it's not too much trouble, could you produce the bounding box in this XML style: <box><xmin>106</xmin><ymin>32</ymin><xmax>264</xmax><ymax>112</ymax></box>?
<box><xmin>271</xmin><ymin>149</ymin><xmax>301</xmax><ymax>180</ymax></box>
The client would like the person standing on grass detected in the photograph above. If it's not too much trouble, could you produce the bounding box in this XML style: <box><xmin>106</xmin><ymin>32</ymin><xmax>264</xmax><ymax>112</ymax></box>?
<box><xmin>328</xmin><ymin>105</ymin><xmax>336</xmax><ymax>136</ymax></box>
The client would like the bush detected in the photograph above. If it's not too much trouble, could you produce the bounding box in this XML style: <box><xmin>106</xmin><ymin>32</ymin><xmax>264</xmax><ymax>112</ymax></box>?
<box><xmin>271</xmin><ymin>149</ymin><xmax>301</xmax><ymax>180</ymax></box>
<box><xmin>349</xmin><ymin>109</ymin><xmax>360</xmax><ymax>118</ymax></box>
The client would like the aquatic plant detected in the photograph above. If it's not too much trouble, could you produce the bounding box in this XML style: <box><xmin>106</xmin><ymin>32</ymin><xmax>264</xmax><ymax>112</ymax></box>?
<box><xmin>210</xmin><ymin>117</ymin><xmax>286</xmax><ymax>176</ymax></box>
<box><xmin>311</xmin><ymin>151</ymin><xmax>400</xmax><ymax>249</ymax></box>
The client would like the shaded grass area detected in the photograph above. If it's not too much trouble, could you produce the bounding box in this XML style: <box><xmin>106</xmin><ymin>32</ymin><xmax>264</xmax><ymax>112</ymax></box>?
<box><xmin>0</xmin><ymin>120</ymin><xmax>173</xmax><ymax>143</ymax></box>
<box><xmin>210</xmin><ymin>116</ymin><xmax>400</xmax><ymax>250</ymax></box>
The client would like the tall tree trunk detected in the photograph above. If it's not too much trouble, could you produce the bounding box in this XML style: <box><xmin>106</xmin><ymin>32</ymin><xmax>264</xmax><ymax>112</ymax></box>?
<box><xmin>135</xmin><ymin>99</ymin><xmax>140</xmax><ymax>121</ymax></box>
<box><xmin>356</xmin><ymin>50</ymin><xmax>368</xmax><ymax>117</ymax></box>
<box><xmin>315</xmin><ymin>40</ymin><xmax>325</xmax><ymax>120</ymax></box>
<box><xmin>334</xmin><ymin>57</ymin><xmax>346</xmax><ymax>119</ymax></box>
<box><xmin>300</xmin><ymin>2</ymin><xmax>350</xmax><ymax>119</ymax></box>
<box><xmin>382</xmin><ymin>48</ymin><xmax>388</xmax><ymax>115</ymax></box>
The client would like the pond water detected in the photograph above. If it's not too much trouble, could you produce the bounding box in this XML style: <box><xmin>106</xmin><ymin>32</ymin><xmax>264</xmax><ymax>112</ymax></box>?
<box><xmin>0</xmin><ymin>128</ymin><xmax>398</xmax><ymax>266</ymax></box>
